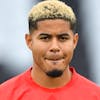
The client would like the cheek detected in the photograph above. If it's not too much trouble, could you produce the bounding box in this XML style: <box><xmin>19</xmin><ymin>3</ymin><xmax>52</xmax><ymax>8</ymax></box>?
<box><xmin>32</xmin><ymin>45</ymin><xmax>43</xmax><ymax>66</ymax></box>
<box><xmin>62</xmin><ymin>42</ymin><xmax>74</xmax><ymax>53</ymax></box>
<box><xmin>61</xmin><ymin>43</ymin><xmax>75</xmax><ymax>61</ymax></box>
<box><xmin>32</xmin><ymin>42</ymin><xmax>49</xmax><ymax>61</ymax></box>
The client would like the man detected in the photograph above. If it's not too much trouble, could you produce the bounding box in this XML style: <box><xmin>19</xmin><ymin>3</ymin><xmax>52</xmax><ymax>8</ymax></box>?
<box><xmin>0</xmin><ymin>0</ymin><xmax>100</xmax><ymax>100</ymax></box>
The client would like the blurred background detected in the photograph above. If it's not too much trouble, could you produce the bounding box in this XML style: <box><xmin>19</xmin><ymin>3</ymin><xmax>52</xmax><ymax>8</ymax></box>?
<box><xmin>0</xmin><ymin>0</ymin><xmax>100</xmax><ymax>85</ymax></box>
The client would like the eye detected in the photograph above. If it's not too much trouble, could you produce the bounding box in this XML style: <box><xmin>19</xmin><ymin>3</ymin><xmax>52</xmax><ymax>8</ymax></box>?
<box><xmin>58</xmin><ymin>36</ymin><xmax>69</xmax><ymax>42</ymax></box>
<box><xmin>61</xmin><ymin>36</ymin><xmax>68</xmax><ymax>40</ymax></box>
<box><xmin>39</xmin><ymin>33</ymin><xmax>51</xmax><ymax>41</ymax></box>
<box><xmin>40</xmin><ymin>36</ymin><xmax>49</xmax><ymax>40</ymax></box>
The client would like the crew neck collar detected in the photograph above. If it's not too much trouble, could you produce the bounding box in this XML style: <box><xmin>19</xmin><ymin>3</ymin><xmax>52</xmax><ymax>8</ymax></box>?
<box><xmin>25</xmin><ymin>66</ymin><xmax>78</xmax><ymax>92</ymax></box>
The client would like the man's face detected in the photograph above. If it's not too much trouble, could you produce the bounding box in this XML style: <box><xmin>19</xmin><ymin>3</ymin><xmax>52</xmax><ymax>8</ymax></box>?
<box><xmin>26</xmin><ymin>19</ymin><xmax>78</xmax><ymax>77</ymax></box>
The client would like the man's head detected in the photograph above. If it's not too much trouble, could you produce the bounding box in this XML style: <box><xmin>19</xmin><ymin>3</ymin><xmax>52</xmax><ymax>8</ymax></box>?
<box><xmin>26</xmin><ymin>0</ymin><xmax>78</xmax><ymax>78</ymax></box>
<box><xmin>28</xmin><ymin>0</ymin><xmax>77</xmax><ymax>33</ymax></box>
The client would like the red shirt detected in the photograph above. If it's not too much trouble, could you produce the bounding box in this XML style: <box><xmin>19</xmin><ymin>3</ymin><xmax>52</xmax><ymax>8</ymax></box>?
<box><xmin>0</xmin><ymin>67</ymin><xmax>100</xmax><ymax>100</ymax></box>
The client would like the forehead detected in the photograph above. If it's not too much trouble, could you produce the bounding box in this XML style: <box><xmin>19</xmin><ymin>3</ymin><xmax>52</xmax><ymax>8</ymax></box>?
<box><xmin>38</xmin><ymin>19</ymin><xmax>70</xmax><ymax>28</ymax></box>
<box><xmin>32</xmin><ymin>19</ymin><xmax>73</xmax><ymax>36</ymax></box>
<box><xmin>36</xmin><ymin>19</ymin><xmax>71</xmax><ymax>32</ymax></box>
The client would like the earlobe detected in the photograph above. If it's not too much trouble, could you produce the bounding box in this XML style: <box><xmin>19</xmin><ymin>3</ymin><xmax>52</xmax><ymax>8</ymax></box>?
<box><xmin>25</xmin><ymin>34</ymin><xmax>32</xmax><ymax>50</ymax></box>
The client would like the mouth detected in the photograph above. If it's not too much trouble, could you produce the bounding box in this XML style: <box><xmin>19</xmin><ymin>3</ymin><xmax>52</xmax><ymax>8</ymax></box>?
<box><xmin>44</xmin><ymin>57</ymin><xmax>64</xmax><ymax>64</ymax></box>
<box><xmin>45</xmin><ymin>57</ymin><xmax>64</xmax><ymax>61</ymax></box>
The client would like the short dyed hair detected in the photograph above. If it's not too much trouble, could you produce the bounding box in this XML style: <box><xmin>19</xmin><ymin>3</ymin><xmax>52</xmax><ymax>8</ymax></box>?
<box><xmin>28</xmin><ymin>0</ymin><xmax>77</xmax><ymax>33</ymax></box>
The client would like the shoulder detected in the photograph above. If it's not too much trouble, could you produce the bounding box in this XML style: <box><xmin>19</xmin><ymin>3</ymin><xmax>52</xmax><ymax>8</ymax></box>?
<box><xmin>76</xmin><ymin>73</ymin><xmax>100</xmax><ymax>96</ymax></box>
<box><xmin>71</xmin><ymin>67</ymin><xmax>100</xmax><ymax>99</ymax></box>
<box><xmin>0</xmin><ymin>69</ymin><xmax>30</xmax><ymax>99</ymax></box>
<box><xmin>77</xmin><ymin>73</ymin><xmax>100</xmax><ymax>88</ymax></box>
<box><xmin>71</xmin><ymin>67</ymin><xmax>100</xmax><ymax>90</ymax></box>
<box><xmin>0</xmin><ymin>72</ymin><xmax>23</xmax><ymax>91</ymax></box>
<box><xmin>71</xmin><ymin>67</ymin><xmax>100</xmax><ymax>96</ymax></box>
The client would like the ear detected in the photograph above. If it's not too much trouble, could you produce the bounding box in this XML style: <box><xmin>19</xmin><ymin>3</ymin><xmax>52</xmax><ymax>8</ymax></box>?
<box><xmin>25</xmin><ymin>34</ymin><xmax>32</xmax><ymax>50</ymax></box>
<box><xmin>73</xmin><ymin>33</ymin><xmax>79</xmax><ymax>49</ymax></box>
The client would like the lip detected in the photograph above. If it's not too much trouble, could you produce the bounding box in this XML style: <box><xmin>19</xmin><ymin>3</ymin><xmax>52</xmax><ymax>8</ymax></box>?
<box><xmin>45</xmin><ymin>58</ymin><xmax>64</xmax><ymax>65</ymax></box>
<box><xmin>45</xmin><ymin>57</ymin><xmax>64</xmax><ymax>61</ymax></box>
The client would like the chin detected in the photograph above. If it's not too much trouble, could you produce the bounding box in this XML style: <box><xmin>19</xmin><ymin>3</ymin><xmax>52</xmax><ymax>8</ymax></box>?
<box><xmin>46</xmin><ymin>69</ymin><xmax>64</xmax><ymax>78</ymax></box>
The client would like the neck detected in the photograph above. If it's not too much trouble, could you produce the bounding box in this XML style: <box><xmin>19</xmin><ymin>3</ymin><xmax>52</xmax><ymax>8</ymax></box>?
<box><xmin>31</xmin><ymin>65</ymin><xmax>72</xmax><ymax>89</ymax></box>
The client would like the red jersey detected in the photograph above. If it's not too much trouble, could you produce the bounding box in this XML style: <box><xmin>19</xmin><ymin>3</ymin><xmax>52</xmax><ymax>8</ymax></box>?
<box><xmin>0</xmin><ymin>67</ymin><xmax>100</xmax><ymax>100</ymax></box>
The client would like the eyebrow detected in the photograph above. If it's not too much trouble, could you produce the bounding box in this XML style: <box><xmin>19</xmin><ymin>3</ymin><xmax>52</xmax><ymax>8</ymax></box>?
<box><xmin>57</xmin><ymin>33</ymin><xmax>70</xmax><ymax>36</ymax></box>
<box><xmin>38</xmin><ymin>32</ymin><xmax>70</xmax><ymax>37</ymax></box>
<box><xmin>39</xmin><ymin>33</ymin><xmax>50</xmax><ymax>35</ymax></box>
<box><xmin>38</xmin><ymin>33</ymin><xmax>51</xmax><ymax>36</ymax></box>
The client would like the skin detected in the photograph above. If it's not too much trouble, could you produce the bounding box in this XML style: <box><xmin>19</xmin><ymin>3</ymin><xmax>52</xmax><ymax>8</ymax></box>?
<box><xmin>25</xmin><ymin>19</ymin><xmax>79</xmax><ymax>89</ymax></box>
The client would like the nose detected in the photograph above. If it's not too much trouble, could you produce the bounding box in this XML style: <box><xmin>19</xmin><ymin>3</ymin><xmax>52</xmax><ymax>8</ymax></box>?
<box><xmin>49</xmin><ymin>38</ymin><xmax>60</xmax><ymax>53</ymax></box>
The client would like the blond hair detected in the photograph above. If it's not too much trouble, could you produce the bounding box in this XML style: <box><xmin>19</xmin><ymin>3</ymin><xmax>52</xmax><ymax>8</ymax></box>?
<box><xmin>28</xmin><ymin>0</ymin><xmax>77</xmax><ymax>33</ymax></box>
